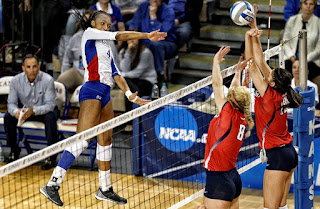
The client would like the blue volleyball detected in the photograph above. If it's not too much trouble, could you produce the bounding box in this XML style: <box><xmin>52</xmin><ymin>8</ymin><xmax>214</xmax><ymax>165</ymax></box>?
<box><xmin>230</xmin><ymin>1</ymin><xmax>254</xmax><ymax>26</ymax></box>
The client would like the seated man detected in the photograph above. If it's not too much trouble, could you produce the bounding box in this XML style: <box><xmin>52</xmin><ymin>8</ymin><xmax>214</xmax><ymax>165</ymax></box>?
<box><xmin>4</xmin><ymin>54</ymin><xmax>60</xmax><ymax>170</ymax></box>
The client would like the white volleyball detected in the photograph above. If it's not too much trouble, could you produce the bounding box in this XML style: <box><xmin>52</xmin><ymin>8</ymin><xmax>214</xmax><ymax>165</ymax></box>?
<box><xmin>230</xmin><ymin>1</ymin><xmax>254</xmax><ymax>26</ymax></box>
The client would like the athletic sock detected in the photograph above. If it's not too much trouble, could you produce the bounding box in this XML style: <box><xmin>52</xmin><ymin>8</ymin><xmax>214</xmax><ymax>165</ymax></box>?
<box><xmin>47</xmin><ymin>166</ymin><xmax>67</xmax><ymax>186</ymax></box>
<box><xmin>279</xmin><ymin>205</ymin><xmax>288</xmax><ymax>209</ymax></box>
<box><xmin>99</xmin><ymin>169</ymin><xmax>111</xmax><ymax>192</ymax></box>
<box><xmin>47</xmin><ymin>141</ymin><xmax>88</xmax><ymax>186</ymax></box>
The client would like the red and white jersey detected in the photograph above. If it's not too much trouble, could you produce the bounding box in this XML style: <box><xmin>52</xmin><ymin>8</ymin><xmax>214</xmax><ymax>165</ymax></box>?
<box><xmin>81</xmin><ymin>28</ymin><xmax>121</xmax><ymax>87</ymax></box>
<box><xmin>203</xmin><ymin>102</ymin><xmax>248</xmax><ymax>172</ymax></box>
<box><xmin>254</xmin><ymin>86</ymin><xmax>293</xmax><ymax>150</ymax></box>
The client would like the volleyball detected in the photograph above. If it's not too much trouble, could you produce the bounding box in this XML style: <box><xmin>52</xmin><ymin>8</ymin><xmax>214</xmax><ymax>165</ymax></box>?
<box><xmin>230</xmin><ymin>1</ymin><xmax>254</xmax><ymax>26</ymax></box>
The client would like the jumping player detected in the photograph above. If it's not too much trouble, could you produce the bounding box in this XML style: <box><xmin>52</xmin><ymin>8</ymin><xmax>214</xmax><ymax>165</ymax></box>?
<box><xmin>202</xmin><ymin>46</ymin><xmax>254</xmax><ymax>209</ymax></box>
<box><xmin>245</xmin><ymin>5</ymin><xmax>303</xmax><ymax>209</ymax></box>
<box><xmin>40</xmin><ymin>10</ymin><xmax>167</xmax><ymax>206</ymax></box>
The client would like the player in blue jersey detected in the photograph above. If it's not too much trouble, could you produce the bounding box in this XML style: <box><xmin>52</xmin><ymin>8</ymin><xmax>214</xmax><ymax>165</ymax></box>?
<box><xmin>40</xmin><ymin>10</ymin><xmax>167</xmax><ymax>206</ymax></box>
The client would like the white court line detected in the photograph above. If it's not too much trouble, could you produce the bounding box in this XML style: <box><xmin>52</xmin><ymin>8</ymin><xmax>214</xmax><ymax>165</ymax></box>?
<box><xmin>167</xmin><ymin>158</ymin><xmax>262</xmax><ymax>209</ymax></box>
<box><xmin>146</xmin><ymin>159</ymin><xmax>204</xmax><ymax>178</ymax></box>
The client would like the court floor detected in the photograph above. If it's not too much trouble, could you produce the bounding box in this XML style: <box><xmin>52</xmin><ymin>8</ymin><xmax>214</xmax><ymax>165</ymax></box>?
<box><xmin>0</xmin><ymin>163</ymin><xmax>319</xmax><ymax>209</ymax></box>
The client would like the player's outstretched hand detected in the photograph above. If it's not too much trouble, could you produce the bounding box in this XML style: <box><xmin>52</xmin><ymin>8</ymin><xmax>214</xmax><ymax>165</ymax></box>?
<box><xmin>148</xmin><ymin>29</ymin><xmax>167</xmax><ymax>41</ymax></box>
<box><xmin>248</xmin><ymin>4</ymin><xmax>259</xmax><ymax>29</ymax></box>
<box><xmin>213</xmin><ymin>46</ymin><xmax>230</xmax><ymax>64</ymax></box>
<box><xmin>129</xmin><ymin>92</ymin><xmax>151</xmax><ymax>106</ymax></box>
<box><xmin>135</xmin><ymin>97</ymin><xmax>151</xmax><ymax>106</ymax></box>
<box><xmin>236</xmin><ymin>56</ymin><xmax>254</xmax><ymax>73</ymax></box>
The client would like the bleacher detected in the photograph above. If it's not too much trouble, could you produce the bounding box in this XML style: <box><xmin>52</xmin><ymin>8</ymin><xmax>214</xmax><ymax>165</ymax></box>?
<box><xmin>171</xmin><ymin>0</ymin><xmax>286</xmax><ymax>85</ymax></box>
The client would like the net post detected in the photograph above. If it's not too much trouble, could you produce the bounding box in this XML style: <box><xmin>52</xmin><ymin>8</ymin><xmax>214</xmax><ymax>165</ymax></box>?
<box><xmin>299</xmin><ymin>30</ymin><xmax>308</xmax><ymax>92</ymax></box>
<box><xmin>293</xmin><ymin>29</ymin><xmax>315</xmax><ymax>209</ymax></box>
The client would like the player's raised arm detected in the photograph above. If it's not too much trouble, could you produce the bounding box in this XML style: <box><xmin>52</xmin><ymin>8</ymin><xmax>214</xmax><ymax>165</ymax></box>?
<box><xmin>212</xmin><ymin>46</ymin><xmax>230</xmax><ymax>112</ymax></box>
<box><xmin>230</xmin><ymin>56</ymin><xmax>254</xmax><ymax>89</ymax></box>
<box><xmin>115</xmin><ymin>29</ymin><xmax>167</xmax><ymax>42</ymax></box>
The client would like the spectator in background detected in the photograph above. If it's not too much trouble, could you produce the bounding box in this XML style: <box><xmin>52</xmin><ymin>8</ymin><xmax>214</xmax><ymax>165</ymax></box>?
<box><xmin>283</xmin><ymin>0</ymin><xmax>320</xmax><ymax>91</ymax></box>
<box><xmin>113</xmin><ymin>0</ymin><xmax>145</xmax><ymax>26</ymax></box>
<box><xmin>284</xmin><ymin>0</ymin><xmax>320</xmax><ymax>21</ymax></box>
<box><xmin>289</xmin><ymin>59</ymin><xmax>320</xmax><ymax>116</ymax></box>
<box><xmin>90</xmin><ymin>0</ymin><xmax>125</xmax><ymax>51</ymax></box>
<box><xmin>129</xmin><ymin>0</ymin><xmax>178</xmax><ymax>85</ymax></box>
<box><xmin>291</xmin><ymin>59</ymin><xmax>319</xmax><ymax>104</ymax></box>
<box><xmin>168</xmin><ymin>0</ymin><xmax>192</xmax><ymax>49</ymax></box>
<box><xmin>4</xmin><ymin>54</ymin><xmax>60</xmax><ymax>170</ymax></box>
<box><xmin>119</xmin><ymin>39</ymin><xmax>157</xmax><ymax>131</ymax></box>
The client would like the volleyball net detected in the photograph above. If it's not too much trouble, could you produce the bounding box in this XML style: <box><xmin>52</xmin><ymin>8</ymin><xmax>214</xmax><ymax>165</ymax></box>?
<box><xmin>0</xmin><ymin>43</ymin><xmax>284</xmax><ymax>209</ymax></box>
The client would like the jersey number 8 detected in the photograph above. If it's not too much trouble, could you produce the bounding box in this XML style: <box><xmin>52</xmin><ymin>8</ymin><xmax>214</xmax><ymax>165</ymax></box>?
<box><xmin>237</xmin><ymin>124</ymin><xmax>246</xmax><ymax>141</ymax></box>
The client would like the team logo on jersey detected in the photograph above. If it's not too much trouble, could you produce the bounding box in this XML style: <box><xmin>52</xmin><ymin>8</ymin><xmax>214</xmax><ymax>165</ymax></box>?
<box><xmin>254</xmin><ymin>90</ymin><xmax>261</xmax><ymax>98</ymax></box>
<box><xmin>155</xmin><ymin>106</ymin><xmax>198</xmax><ymax>152</ymax></box>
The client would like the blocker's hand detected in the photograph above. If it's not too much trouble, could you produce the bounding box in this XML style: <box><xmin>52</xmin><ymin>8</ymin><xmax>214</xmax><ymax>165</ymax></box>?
<box><xmin>236</xmin><ymin>56</ymin><xmax>254</xmax><ymax>73</ymax></box>
<box><xmin>148</xmin><ymin>29</ymin><xmax>167</xmax><ymax>41</ymax></box>
<box><xmin>248</xmin><ymin>4</ymin><xmax>259</xmax><ymax>29</ymax></box>
<box><xmin>213</xmin><ymin>46</ymin><xmax>231</xmax><ymax>64</ymax></box>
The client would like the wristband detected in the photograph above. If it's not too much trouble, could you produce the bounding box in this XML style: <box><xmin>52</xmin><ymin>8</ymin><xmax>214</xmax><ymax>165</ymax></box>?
<box><xmin>125</xmin><ymin>90</ymin><xmax>133</xmax><ymax>99</ymax></box>
<box><xmin>125</xmin><ymin>90</ymin><xmax>139</xmax><ymax>102</ymax></box>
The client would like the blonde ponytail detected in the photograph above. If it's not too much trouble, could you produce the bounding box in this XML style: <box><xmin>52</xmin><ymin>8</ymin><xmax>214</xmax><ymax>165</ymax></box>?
<box><xmin>227</xmin><ymin>86</ymin><xmax>254</xmax><ymax>138</ymax></box>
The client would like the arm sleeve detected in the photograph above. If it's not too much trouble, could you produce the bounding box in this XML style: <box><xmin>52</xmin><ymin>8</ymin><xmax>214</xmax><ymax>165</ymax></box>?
<box><xmin>33</xmin><ymin>78</ymin><xmax>57</xmax><ymax>115</ymax></box>
<box><xmin>7</xmin><ymin>78</ymin><xmax>19</xmax><ymax>117</ymax></box>
<box><xmin>122</xmin><ymin>49</ymin><xmax>153</xmax><ymax>78</ymax></box>
<box><xmin>84</xmin><ymin>28</ymin><xmax>117</xmax><ymax>40</ymax></box>
<box><xmin>284</xmin><ymin>0</ymin><xmax>298</xmax><ymax>22</ymax></box>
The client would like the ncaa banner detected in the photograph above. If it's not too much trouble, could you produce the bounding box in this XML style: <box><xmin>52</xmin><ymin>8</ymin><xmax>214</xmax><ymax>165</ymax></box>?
<box><xmin>139</xmin><ymin>105</ymin><xmax>260</xmax><ymax>181</ymax></box>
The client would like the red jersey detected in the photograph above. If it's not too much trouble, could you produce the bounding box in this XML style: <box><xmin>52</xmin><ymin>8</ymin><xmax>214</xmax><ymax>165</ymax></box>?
<box><xmin>203</xmin><ymin>102</ymin><xmax>248</xmax><ymax>171</ymax></box>
<box><xmin>254</xmin><ymin>86</ymin><xmax>293</xmax><ymax>150</ymax></box>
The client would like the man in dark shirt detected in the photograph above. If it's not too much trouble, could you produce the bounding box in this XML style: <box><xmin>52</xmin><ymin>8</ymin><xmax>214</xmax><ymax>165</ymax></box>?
<box><xmin>4</xmin><ymin>54</ymin><xmax>60</xmax><ymax>170</ymax></box>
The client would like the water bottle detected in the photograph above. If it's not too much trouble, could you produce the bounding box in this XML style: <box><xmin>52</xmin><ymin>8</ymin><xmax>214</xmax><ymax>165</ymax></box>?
<box><xmin>0</xmin><ymin>141</ymin><xmax>4</xmax><ymax>162</ymax></box>
<box><xmin>151</xmin><ymin>84</ymin><xmax>159</xmax><ymax>99</ymax></box>
<box><xmin>160</xmin><ymin>83</ymin><xmax>169</xmax><ymax>97</ymax></box>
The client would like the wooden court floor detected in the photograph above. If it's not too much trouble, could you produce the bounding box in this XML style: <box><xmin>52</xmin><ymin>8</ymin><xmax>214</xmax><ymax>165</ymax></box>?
<box><xmin>0</xmin><ymin>163</ymin><xmax>319</xmax><ymax>209</ymax></box>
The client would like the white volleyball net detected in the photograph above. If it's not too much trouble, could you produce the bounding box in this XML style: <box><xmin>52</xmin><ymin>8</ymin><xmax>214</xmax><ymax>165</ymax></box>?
<box><xmin>0</xmin><ymin>43</ymin><xmax>284</xmax><ymax>209</ymax></box>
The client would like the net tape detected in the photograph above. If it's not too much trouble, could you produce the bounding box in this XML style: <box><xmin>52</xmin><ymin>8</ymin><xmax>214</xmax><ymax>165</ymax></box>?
<box><xmin>0</xmin><ymin>44</ymin><xmax>283</xmax><ymax>178</ymax></box>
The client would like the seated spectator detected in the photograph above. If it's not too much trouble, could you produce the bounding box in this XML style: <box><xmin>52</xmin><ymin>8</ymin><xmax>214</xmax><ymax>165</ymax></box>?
<box><xmin>283</xmin><ymin>0</ymin><xmax>320</xmax><ymax>90</ymax></box>
<box><xmin>129</xmin><ymin>0</ymin><xmax>178</xmax><ymax>85</ymax></box>
<box><xmin>113</xmin><ymin>0</ymin><xmax>145</xmax><ymax>26</ymax></box>
<box><xmin>119</xmin><ymin>39</ymin><xmax>157</xmax><ymax>131</ymax></box>
<box><xmin>168</xmin><ymin>0</ymin><xmax>192</xmax><ymax>49</ymax></box>
<box><xmin>291</xmin><ymin>59</ymin><xmax>319</xmax><ymax>104</ymax></box>
<box><xmin>90</xmin><ymin>0</ymin><xmax>125</xmax><ymax>50</ymax></box>
<box><xmin>284</xmin><ymin>0</ymin><xmax>320</xmax><ymax>21</ymax></box>
<box><xmin>57</xmin><ymin>10</ymin><xmax>120</xmax><ymax>95</ymax></box>
<box><xmin>289</xmin><ymin>58</ymin><xmax>320</xmax><ymax>116</ymax></box>
<box><xmin>4</xmin><ymin>54</ymin><xmax>60</xmax><ymax>170</ymax></box>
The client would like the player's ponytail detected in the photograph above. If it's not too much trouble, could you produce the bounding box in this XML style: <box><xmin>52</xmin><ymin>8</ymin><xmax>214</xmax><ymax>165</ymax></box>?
<box><xmin>273</xmin><ymin>68</ymin><xmax>303</xmax><ymax>109</ymax></box>
<box><xmin>227</xmin><ymin>86</ymin><xmax>254</xmax><ymax>138</ymax></box>
<box><xmin>73</xmin><ymin>10</ymin><xmax>109</xmax><ymax>30</ymax></box>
